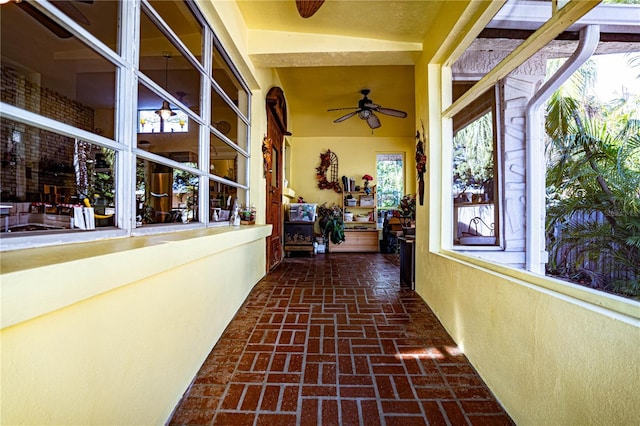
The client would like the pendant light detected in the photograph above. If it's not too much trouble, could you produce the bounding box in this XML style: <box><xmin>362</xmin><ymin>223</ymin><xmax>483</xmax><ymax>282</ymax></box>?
<box><xmin>155</xmin><ymin>53</ymin><xmax>176</xmax><ymax>120</ymax></box>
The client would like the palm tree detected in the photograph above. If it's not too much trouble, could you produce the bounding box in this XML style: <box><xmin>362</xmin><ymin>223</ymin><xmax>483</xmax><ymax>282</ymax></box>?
<box><xmin>545</xmin><ymin>61</ymin><xmax>640</xmax><ymax>298</ymax></box>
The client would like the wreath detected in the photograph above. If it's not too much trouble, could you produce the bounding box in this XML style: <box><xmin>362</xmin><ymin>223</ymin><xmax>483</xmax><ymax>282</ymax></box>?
<box><xmin>316</xmin><ymin>150</ymin><xmax>342</xmax><ymax>192</ymax></box>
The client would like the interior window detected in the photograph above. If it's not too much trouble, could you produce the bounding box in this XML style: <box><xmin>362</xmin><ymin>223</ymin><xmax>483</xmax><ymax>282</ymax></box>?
<box><xmin>0</xmin><ymin>119</ymin><xmax>116</xmax><ymax>232</ymax></box>
<box><xmin>135</xmin><ymin>158</ymin><xmax>199</xmax><ymax>226</ymax></box>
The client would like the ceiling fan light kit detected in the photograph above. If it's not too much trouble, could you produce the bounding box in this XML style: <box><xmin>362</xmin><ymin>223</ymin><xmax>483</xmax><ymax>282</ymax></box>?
<box><xmin>328</xmin><ymin>89</ymin><xmax>407</xmax><ymax>129</ymax></box>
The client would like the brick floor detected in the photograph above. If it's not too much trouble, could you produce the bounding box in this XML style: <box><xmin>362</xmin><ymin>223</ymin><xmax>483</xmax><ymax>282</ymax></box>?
<box><xmin>169</xmin><ymin>253</ymin><xmax>514</xmax><ymax>426</ymax></box>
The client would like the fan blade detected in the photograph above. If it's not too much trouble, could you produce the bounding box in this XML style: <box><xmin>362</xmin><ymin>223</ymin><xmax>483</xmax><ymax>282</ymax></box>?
<box><xmin>296</xmin><ymin>0</ymin><xmax>325</xmax><ymax>18</ymax></box>
<box><xmin>327</xmin><ymin>107</ymin><xmax>358</xmax><ymax>112</ymax></box>
<box><xmin>52</xmin><ymin>0</ymin><xmax>91</xmax><ymax>26</ymax></box>
<box><xmin>375</xmin><ymin>107</ymin><xmax>407</xmax><ymax>118</ymax></box>
<box><xmin>362</xmin><ymin>102</ymin><xmax>380</xmax><ymax>109</ymax></box>
<box><xmin>367</xmin><ymin>112</ymin><xmax>381</xmax><ymax>129</ymax></box>
<box><xmin>16</xmin><ymin>2</ymin><xmax>73</xmax><ymax>39</ymax></box>
<box><xmin>333</xmin><ymin>111</ymin><xmax>358</xmax><ymax>123</ymax></box>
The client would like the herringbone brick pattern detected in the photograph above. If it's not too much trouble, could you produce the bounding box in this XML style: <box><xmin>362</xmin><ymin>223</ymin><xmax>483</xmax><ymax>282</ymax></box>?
<box><xmin>169</xmin><ymin>253</ymin><xmax>513</xmax><ymax>425</ymax></box>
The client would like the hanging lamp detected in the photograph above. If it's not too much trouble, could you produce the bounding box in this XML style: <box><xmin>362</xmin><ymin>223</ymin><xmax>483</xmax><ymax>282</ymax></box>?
<box><xmin>155</xmin><ymin>53</ymin><xmax>176</xmax><ymax>120</ymax></box>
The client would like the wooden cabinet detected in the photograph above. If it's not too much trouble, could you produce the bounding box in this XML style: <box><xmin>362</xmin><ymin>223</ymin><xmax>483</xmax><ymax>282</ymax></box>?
<box><xmin>333</xmin><ymin>189</ymin><xmax>379</xmax><ymax>252</ymax></box>
<box><xmin>330</xmin><ymin>228</ymin><xmax>379</xmax><ymax>252</ymax></box>
<box><xmin>284</xmin><ymin>221</ymin><xmax>315</xmax><ymax>256</ymax></box>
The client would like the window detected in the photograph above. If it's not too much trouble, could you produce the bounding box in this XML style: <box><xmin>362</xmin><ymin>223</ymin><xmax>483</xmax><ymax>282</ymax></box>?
<box><xmin>443</xmin><ymin>0</ymin><xmax>639</xmax><ymax>300</ymax></box>
<box><xmin>0</xmin><ymin>0</ymin><xmax>251</xmax><ymax>248</ymax></box>
<box><xmin>376</xmin><ymin>153</ymin><xmax>404</xmax><ymax>211</ymax></box>
<box><xmin>452</xmin><ymin>85</ymin><xmax>500</xmax><ymax>247</ymax></box>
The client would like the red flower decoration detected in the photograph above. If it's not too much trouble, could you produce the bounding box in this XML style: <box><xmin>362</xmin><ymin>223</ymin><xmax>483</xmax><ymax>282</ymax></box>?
<box><xmin>362</xmin><ymin>174</ymin><xmax>373</xmax><ymax>181</ymax></box>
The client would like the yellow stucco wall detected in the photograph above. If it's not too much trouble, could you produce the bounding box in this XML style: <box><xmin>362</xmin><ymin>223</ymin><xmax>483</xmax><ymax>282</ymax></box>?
<box><xmin>415</xmin><ymin>253</ymin><xmax>640</xmax><ymax>425</ymax></box>
<box><xmin>287</xmin><ymin>136</ymin><xmax>416</xmax><ymax>208</ymax></box>
<box><xmin>413</xmin><ymin>3</ymin><xmax>640</xmax><ymax>425</ymax></box>
<box><xmin>1</xmin><ymin>226</ymin><xmax>271</xmax><ymax>425</ymax></box>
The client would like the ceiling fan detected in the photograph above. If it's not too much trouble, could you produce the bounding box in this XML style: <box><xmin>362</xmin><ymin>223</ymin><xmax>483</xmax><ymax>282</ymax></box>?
<box><xmin>295</xmin><ymin>0</ymin><xmax>325</xmax><ymax>18</ymax></box>
<box><xmin>327</xmin><ymin>89</ymin><xmax>408</xmax><ymax>129</ymax></box>
<box><xmin>5</xmin><ymin>0</ymin><xmax>93</xmax><ymax>39</ymax></box>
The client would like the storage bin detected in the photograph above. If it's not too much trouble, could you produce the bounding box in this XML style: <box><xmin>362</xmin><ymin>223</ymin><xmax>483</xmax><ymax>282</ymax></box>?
<box><xmin>288</xmin><ymin>203</ymin><xmax>317</xmax><ymax>222</ymax></box>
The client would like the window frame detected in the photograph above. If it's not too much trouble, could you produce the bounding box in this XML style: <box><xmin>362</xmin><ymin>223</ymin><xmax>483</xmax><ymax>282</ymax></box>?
<box><xmin>0</xmin><ymin>0</ymin><xmax>252</xmax><ymax>250</ymax></box>
<box><xmin>451</xmin><ymin>83</ymin><xmax>503</xmax><ymax>250</ymax></box>
<box><xmin>439</xmin><ymin>0</ymin><xmax>601</xmax><ymax>266</ymax></box>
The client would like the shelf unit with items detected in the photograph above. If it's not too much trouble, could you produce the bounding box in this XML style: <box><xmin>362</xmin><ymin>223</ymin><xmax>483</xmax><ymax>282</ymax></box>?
<box><xmin>332</xmin><ymin>188</ymin><xmax>379</xmax><ymax>252</ymax></box>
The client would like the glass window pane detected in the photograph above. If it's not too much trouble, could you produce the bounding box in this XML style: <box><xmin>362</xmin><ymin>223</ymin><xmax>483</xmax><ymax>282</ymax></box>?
<box><xmin>209</xmin><ymin>181</ymin><xmax>246</xmax><ymax>224</ymax></box>
<box><xmin>51</xmin><ymin>0</ymin><xmax>119</xmax><ymax>51</ymax></box>
<box><xmin>213</xmin><ymin>44</ymin><xmax>249</xmax><ymax>118</ymax></box>
<box><xmin>148</xmin><ymin>0</ymin><xmax>204</xmax><ymax>65</ymax></box>
<box><xmin>137</xmin><ymin>84</ymin><xmax>199</xmax><ymax>166</ymax></box>
<box><xmin>0</xmin><ymin>119</ymin><xmax>116</xmax><ymax>233</ymax></box>
<box><xmin>452</xmin><ymin>110</ymin><xmax>498</xmax><ymax>246</ymax></box>
<box><xmin>211</xmin><ymin>88</ymin><xmax>249</xmax><ymax>151</ymax></box>
<box><xmin>1</xmin><ymin>4</ymin><xmax>117</xmax><ymax>137</ymax></box>
<box><xmin>135</xmin><ymin>158</ymin><xmax>199</xmax><ymax>226</ymax></box>
<box><xmin>139</xmin><ymin>11</ymin><xmax>202</xmax><ymax>117</ymax></box>
<box><xmin>376</xmin><ymin>154</ymin><xmax>404</xmax><ymax>210</ymax></box>
<box><xmin>210</xmin><ymin>132</ymin><xmax>246</xmax><ymax>185</ymax></box>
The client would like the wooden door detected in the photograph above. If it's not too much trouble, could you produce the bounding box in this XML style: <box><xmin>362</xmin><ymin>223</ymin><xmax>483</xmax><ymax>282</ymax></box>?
<box><xmin>265</xmin><ymin>87</ymin><xmax>288</xmax><ymax>270</ymax></box>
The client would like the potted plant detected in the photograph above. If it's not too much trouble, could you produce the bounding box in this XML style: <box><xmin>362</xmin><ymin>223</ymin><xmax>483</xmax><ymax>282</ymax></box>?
<box><xmin>317</xmin><ymin>202</ymin><xmax>345</xmax><ymax>246</ymax></box>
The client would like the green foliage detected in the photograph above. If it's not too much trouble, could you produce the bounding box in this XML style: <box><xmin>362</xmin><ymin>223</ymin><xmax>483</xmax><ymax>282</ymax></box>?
<box><xmin>317</xmin><ymin>202</ymin><xmax>345</xmax><ymax>245</ymax></box>
<box><xmin>545</xmin><ymin>80</ymin><xmax>640</xmax><ymax>299</ymax></box>
<box><xmin>453</xmin><ymin>112</ymin><xmax>494</xmax><ymax>194</ymax></box>
<box><xmin>376</xmin><ymin>157</ymin><xmax>404</xmax><ymax>209</ymax></box>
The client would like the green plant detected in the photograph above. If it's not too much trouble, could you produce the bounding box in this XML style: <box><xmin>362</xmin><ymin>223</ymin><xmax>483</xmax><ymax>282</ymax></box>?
<box><xmin>317</xmin><ymin>202</ymin><xmax>345</xmax><ymax>244</ymax></box>
<box><xmin>545</xmin><ymin>86</ymin><xmax>640</xmax><ymax>299</ymax></box>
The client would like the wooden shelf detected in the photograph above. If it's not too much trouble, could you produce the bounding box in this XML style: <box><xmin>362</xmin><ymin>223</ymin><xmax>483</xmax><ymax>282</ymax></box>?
<box><xmin>330</xmin><ymin>229</ymin><xmax>379</xmax><ymax>253</ymax></box>
<box><xmin>337</xmin><ymin>188</ymin><xmax>378</xmax><ymax>252</ymax></box>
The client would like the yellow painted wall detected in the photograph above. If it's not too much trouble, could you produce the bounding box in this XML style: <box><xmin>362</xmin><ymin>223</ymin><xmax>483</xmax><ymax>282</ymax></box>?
<box><xmin>0</xmin><ymin>3</ymin><xmax>280</xmax><ymax>425</ymax></box>
<box><xmin>1</xmin><ymin>227</ymin><xmax>271</xmax><ymax>425</ymax></box>
<box><xmin>288</xmin><ymin>136</ymin><xmax>416</xmax><ymax>208</ymax></box>
<box><xmin>413</xmin><ymin>3</ymin><xmax>640</xmax><ymax>424</ymax></box>
<box><xmin>416</xmin><ymin>254</ymin><xmax>640</xmax><ymax>425</ymax></box>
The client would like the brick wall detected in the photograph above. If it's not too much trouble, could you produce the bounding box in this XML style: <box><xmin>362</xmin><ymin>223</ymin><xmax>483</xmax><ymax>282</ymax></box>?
<box><xmin>1</xmin><ymin>65</ymin><xmax>95</xmax><ymax>202</ymax></box>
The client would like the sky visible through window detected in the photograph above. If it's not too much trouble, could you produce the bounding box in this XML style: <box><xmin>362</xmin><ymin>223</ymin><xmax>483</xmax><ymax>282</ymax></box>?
<box><xmin>592</xmin><ymin>53</ymin><xmax>639</xmax><ymax>111</ymax></box>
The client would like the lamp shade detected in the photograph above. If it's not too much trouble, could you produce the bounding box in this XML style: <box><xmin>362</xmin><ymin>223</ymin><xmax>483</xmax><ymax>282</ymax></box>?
<box><xmin>155</xmin><ymin>100</ymin><xmax>176</xmax><ymax>120</ymax></box>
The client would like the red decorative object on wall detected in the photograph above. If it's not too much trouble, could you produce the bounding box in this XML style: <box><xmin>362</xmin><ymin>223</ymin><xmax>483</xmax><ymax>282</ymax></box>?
<box><xmin>415</xmin><ymin>122</ymin><xmax>427</xmax><ymax>206</ymax></box>
<box><xmin>316</xmin><ymin>149</ymin><xmax>341</xmax><ymax>192</ymax></box>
